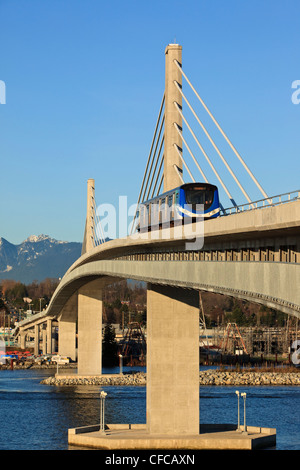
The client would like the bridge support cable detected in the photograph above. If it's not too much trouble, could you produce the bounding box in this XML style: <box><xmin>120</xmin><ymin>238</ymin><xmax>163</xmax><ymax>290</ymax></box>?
<box><xmin>173</xmin><ymin>103</ymin><xmax>236</xmax><ymax>207</ymax></box>
<box><xmin>173</xmin><ymin>84</ymin><xmax>252</xmax><ymax>206</ymax></box>
<box><xmin>145</xmin><ymin>136</ymin><xmax>165</xmax><ymax>200</ymax></box>
<box><xmin>139</xmin><ymin>94</ymin><xmax>165</xmax><ymax>203</ymax></box>
<box><xmin>173</xmin><ymin>144</ymin><xmax>195</xmax><ymax>182</ymax></box>
<box><xmin>141</xmin><ymin>115</ymin><xmax>165</xmax><ymax>203</ymax></box>
<box><xmin>90</xmin><ymin>209</ymin><xmax>98</xmax><ymax>247</ymax></box>
<box><xmin>130</xmin><ymin>94</ymin><xmax>165</xmax><ymax>235</ymax></box>
<box><xmin>157</xmin><ymin>173</ymin><xmax>164</xmax><ymax>195</ymax></box>
<box><xmin>173</xmin><ymin>121</ymin><xmax>208</xmax><ymax>183</ymax></box>
<box><xmin>92</xmin><ymin>198</ymin><xmax>105</xmax><ymax>246</ymax></box>
<box><xmin>173</xmin><ymin>59</ymin><xmax>269</xmax><ymax>201</ymax></box>
<box><xmin>151</xmin><ymin>156</ymin><xmax>164</xmax><ymax>198</ymax></box>
<box><xmin>173</xmin><ymin>164</ymin><xmax>184</xmax><ymax>185</ymax></box>
<box><xmin>173</xmin><ymin>144</ymin><xmax>231</xmax><ymax>216</ymax></box>
<box><xmin>91</xmin><ymin>197</ymin><xmax>105</xmax><ymax>246</ymax></box>
<box><xmin>173</xmin><ymin>121</ymin><xmax>234</xmax><ymax>209</ymax></box>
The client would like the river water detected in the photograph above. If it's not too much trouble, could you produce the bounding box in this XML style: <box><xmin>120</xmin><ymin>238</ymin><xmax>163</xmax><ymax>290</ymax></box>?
<box><xmin>0</xmin><ymin>366</ymin><xmax>299</xmax><ymax>450</ymax></box>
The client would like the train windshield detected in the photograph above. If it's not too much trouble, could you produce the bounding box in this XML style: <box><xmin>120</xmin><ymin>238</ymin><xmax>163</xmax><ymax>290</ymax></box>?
<box><xmin>184</xmin><ymin>188</ymin><xmax>214</xmax><ymax>208</ymax></box>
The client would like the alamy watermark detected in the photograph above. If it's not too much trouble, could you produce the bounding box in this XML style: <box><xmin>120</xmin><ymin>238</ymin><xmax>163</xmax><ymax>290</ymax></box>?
<box><xmin>291</xmin><ymin>80</ymin><xmax>300</xmax><ymax>104</ymax></box>
<box><xmin>95</xmin><ymin>196</ymin><xmax>205</xmax><ymax>250</ymax></box>
<box><xmin>0</xmin><ymin>80</ymin><xmax>6</xmax><ymax>104</ymax></box>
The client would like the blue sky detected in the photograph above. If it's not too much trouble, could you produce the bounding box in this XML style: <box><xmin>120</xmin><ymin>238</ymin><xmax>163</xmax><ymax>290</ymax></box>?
<box><xmin>0</xmin><ymin>0</ymin><xmax>299</xmax><ymax>244</ymax></box>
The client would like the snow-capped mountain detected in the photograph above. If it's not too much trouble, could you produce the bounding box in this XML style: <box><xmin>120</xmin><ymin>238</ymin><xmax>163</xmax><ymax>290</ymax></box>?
<box><xmin>0</xmin><ymin>235</ymin><xmax>82</xmax><ymax>283</ymax></box>
<box><xmin>23</xmin><ymin>234</ymin><xmax>66</xmax><ymax>244</ymax></box>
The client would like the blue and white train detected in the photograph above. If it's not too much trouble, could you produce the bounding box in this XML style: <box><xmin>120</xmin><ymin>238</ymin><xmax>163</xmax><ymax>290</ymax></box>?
<box><xmin>136</xmin><ymin>183</ymin><xmax>220</xmax><ymax>231</ymax></box>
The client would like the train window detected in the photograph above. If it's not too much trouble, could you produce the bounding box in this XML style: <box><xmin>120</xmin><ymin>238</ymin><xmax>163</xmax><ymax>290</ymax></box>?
<box><xmin>161</xmin><ymin>198</ymin><xmax>169</xmax><ymax>222</ymax></box>
<box><xmin>168</xmin><ymin>194</ymin><xmax>174</xmax><ymax>219</ymax></box>
<box><xmin>172</xmin><ymin>193</ymin><xmax>175</xmax><ymax>218</ymax></box>
<box><xmin>150</xmin><ymin>201</ymin><xmax>158</xmax><ymax>227</ymax></box>
<box><xmin>159</xmin><ymin>198</ymin><xmax>165</xmax><ymax>223</ymax></box>
<box><xmin>185</xmin><ymin>188</ymin><xmax>214</xmax><ymax>208</ymax></box>
<box><xmin>158</xmin><ymin>199</ymin><xmax>162</xmax><ymax>224</ymax></box>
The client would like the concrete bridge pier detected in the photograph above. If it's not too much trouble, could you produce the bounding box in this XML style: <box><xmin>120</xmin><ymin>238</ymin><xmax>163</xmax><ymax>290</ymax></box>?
<box><xmin>147</xmin><ymin>284</ymin><xmax>199</xmax><ymax>435</ymax></box>
<box><xmin>58</xmin><ymin>294</ymin><xmax>78</xmax><ymax>362</ymax></box>
<box><xmin>46</xmin><ymin>319</ymin><xmax>53</xmax><ymax>355</ymax></box>
<box><xmin>34</xmin><ymin>324</ymin><xmax>39</xmax><ymax>356</ymax></box>
<box><xmin>77</xmin><ymin>279</ymin><xmax>104</xmax><ymax>376</ymax></box>
<box><xmin>42</xmin><ymin>327</ymin><xmax>47</xmax><ymax>354</ymax></box>
<box><xmin>41</xmin><ymin>319</ymin><xmax>54</xmax><ymax>355</ymax></box>
<box><xmin>20</xmin><ymin>330</ymin><xmax>26</xmax><ymax>350</ymax></box>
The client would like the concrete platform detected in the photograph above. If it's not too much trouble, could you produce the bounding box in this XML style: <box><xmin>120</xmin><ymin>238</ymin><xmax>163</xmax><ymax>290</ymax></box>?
<box><xmin>68</xmin><ymin>423</ymin><xmax>276</xmax><ymax>450</ymax></box>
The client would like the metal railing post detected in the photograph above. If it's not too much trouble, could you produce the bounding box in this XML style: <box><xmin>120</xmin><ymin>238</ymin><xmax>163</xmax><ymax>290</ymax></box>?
<box><xmin>241</xmin><ymin>392</ymin><xmax>247</xmax><ymax>433</ymax></box>
<box><xmin>100</xmin><ymin>391</ymin><xmax>107</xmax><ymax>433</ymax></box>
<box><xmin>235</xmin><ymin>390</ymin><xmax>241</xmax><ymax>432</ymax></box>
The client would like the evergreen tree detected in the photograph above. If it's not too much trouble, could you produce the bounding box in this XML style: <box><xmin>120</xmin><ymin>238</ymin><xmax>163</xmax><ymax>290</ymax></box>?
<box><xmin>102</xmin><ymin>323</ymin><xmax>118</xmax><ymax>366</ymax></box>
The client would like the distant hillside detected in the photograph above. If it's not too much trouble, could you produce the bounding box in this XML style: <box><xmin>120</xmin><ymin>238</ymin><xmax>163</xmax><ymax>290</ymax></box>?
<box><xmin>0</xmin><ymin>235</ymin><xmax>82</xmax><ymax>283</ymax></box>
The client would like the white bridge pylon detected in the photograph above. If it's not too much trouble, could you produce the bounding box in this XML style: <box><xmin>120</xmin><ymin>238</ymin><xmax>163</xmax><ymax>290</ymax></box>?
<box><xmin>131</xmin><ymin>44</ymin><xmax>269</xmax><ymax>232</ymax></box>
<box><xmin>84</xmin><ymin>44</ymin><xmax>270</xmax><ymax>248</ymax></box>
<box><xmin>82</xmin><ymin>178</ymin><xmax>106</xmax><ymax>254</ymax></box>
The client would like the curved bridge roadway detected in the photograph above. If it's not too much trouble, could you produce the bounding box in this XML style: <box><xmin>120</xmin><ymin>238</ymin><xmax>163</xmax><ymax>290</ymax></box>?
<box><xmin>47</xmin><ymin>199</ymin><xmax>300</xmax><ymax>320</ymax></box>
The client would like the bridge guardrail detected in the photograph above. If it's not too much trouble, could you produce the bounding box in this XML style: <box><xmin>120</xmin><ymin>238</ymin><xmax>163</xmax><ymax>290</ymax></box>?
<box><xmin>222</xmin><ymin>189</ymin><xmax>300</xmax><ymax>215</ymax></box>
<box><xmin>18</xmin><ymin>311</ymin><xmax>49</xmax><ymax>327</ymax></box>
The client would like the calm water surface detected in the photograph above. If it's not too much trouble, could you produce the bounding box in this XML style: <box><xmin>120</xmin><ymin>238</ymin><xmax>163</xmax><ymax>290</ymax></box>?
<box><xmin>0</xmin><ymin>367</ymin><xmax>299</xmax><ymax>450</ymax></box>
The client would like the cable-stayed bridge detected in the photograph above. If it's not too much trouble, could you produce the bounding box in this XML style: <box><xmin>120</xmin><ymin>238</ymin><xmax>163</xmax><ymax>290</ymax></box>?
<box><xmin>15</xmin><ymin>44</ymin><xmax>300</xmax><ymax>440</ymax></box>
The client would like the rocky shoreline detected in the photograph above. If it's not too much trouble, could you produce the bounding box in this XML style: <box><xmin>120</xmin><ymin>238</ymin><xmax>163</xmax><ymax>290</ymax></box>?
<box><xmin>40</xmin><ymin>369</ymin><xmax>300</xmax><ymax>386</ymax></box>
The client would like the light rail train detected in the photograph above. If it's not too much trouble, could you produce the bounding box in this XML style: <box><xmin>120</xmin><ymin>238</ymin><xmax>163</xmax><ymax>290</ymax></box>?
<box><xmin>136</xmin><ymin>182</ymin><xmax>220</xmax><ymax>232</ymax></box>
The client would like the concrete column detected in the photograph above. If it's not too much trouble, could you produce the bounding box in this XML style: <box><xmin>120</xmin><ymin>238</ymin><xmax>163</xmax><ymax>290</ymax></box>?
<box><xmin>20</xmin><ymin>330</ymin><xmax>26</xmax><ymax>350</ymax></box>
<box><xmin>58</xmin><ymin>294</ymin><xmax>78</xmax><ymax>362</ymax></box>
<box><xmin>34</xmin><ymin>324</ymin><xmax>39</xmax><ymax>356</ymax></box>
<box><xmin>146</xmin><ymin>284</ymin><xmax>199</xmax><ymax>435</ymax></box>
<box><xmin>164</xmin><ymin>44</ymin><xmax>183</xmax><ymax>192</ymax></box>
<box><xmin>46</xmin><ymin>319</ymin><xmax>52</xmax><ymax>354</ymax></box>
<box><xmin>42</xmin><ymin>327</ymin><xmax>47</xmax><ymax>354</ymax></box>
<box><xmin>77</xmin><ymin>279</ymin><xmax>103</xmax><ymax>376</ymax></box>
<box><xmin>59</xmin><ymin>320</ymin><xmax>76</xmax><ymax>361</ymax></box>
